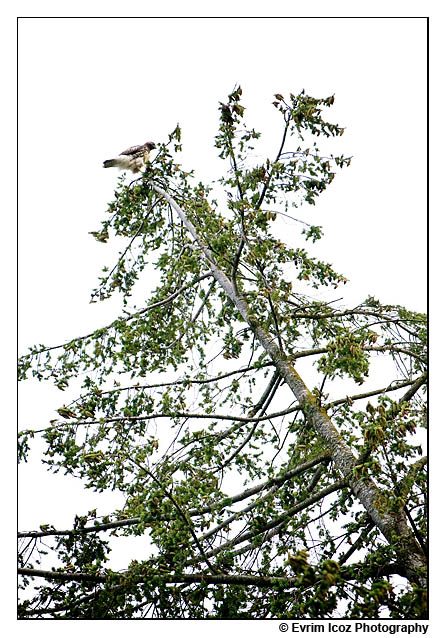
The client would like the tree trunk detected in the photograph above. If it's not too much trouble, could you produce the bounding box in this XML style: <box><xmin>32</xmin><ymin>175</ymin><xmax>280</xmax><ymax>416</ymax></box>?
<box><xmin>151</xmin><ymin>183</ymin><xmax>426</xmax><ymax>588</ymax></box>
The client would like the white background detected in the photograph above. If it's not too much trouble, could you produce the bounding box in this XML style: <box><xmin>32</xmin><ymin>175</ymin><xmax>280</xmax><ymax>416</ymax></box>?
<box><xmin>4</xmin><ymin>1</ymin><xmax>442</xmax><ymax>635</ymax></box>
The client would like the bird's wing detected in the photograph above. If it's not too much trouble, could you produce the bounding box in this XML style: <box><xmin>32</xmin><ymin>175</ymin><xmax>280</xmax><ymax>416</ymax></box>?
<box><xmin>119</xmin><ymin>144</ymin><xmax>144</xmax><ymax>157</ymax></box>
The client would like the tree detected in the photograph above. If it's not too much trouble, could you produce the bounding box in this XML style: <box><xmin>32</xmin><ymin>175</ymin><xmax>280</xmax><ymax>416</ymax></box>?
<box><xmin>18</xmin><ymin>87</ymin><xmax>427</xmax><ymax>619</ymax></box>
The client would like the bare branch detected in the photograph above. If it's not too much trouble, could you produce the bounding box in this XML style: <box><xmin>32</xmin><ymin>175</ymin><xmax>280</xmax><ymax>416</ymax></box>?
<box><xmin>16</xmin><ymin>567</ymin><xmax>307</xmax><ymax>589</ymax></box>
<box><xmin>326</xmin><ymin>376</ymin><xmax>424</xmax><ymax>409</ymax></box>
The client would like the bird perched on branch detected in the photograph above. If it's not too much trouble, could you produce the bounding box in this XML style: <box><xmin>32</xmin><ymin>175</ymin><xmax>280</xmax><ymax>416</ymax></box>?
<box><xmin>103</xmin><ymin>141</ymin><xmax>156</xmax><ymax>174</ymax></box>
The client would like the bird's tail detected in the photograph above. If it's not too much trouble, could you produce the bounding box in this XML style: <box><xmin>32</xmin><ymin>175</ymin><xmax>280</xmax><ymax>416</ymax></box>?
<box><xmin>103</xmin><ymin>159</ymin><xmax>117</xmax><ymax>169</ymax></box>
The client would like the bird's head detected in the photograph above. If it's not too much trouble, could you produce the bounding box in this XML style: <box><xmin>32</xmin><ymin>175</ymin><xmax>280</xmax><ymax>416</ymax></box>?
<box><xmin>144</xmin><ymin>142</ymin><xmax>156</xmax><ymax>150</ymax></box>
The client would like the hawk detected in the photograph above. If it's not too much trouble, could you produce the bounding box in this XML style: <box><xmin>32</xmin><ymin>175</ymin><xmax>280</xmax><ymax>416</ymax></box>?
<box><xmin>103</xmin><ymin>141</ymin><xmax>156</xmax><ymax>173</ymax></box>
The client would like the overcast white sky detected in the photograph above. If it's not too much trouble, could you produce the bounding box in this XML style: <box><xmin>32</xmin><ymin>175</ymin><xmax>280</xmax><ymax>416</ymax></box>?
<box><xmin>18</xmin><ymin>15</ymin><xmax>427</xmax><ymax>344</ymax></box>
<box><xmin>17</xmin><ymin>14</ymin><xmax>427</xmax><ymax>436</ymax></box>
<box><xmin>8</xmin><ymin>5</ymin><xmax>442</xmax><ymax>632</ymax></box>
